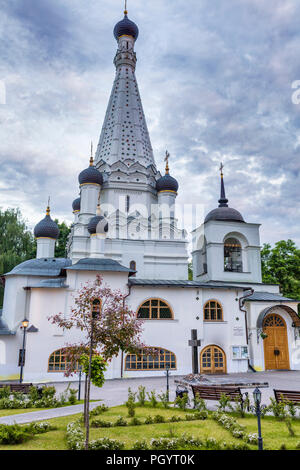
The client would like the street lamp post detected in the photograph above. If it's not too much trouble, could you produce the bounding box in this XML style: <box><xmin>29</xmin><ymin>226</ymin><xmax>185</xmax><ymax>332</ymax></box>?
<box><xmin>165</xmin><ymin>365</ymin><xmax>170</xmax><ymax>401</ymax></box>
<box><xmin>19</xmin><ymin>318</ymin><xmax>29</xmax><ymax>384</ymax></box>
<box><xmin>253</xmin><ymin>387</ymin><xmax>263</xmax><ymax>451</ymax></box>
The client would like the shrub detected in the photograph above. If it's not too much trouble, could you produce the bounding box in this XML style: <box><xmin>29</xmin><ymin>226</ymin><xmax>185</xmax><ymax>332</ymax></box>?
<box><xmin>89</xmin><ymin>437</ymin><xmax>125</xmax><ymax>450</ymax></box>
<box><xmin>90</xmin><ymin>404</ymin><xmax>108</xmax><ymax>416</ymax></box>
<box><xmin>285</xmin><ymin>418</ymin><xmax>296</xmax><ymax>437</ymax></box>
<box><xmin>0</xmin><ymin>386</ymin><xmax>10</xmax><ymax>399</ymax></box>
<box><xmin>68</xmin><ymin>388</ymin><xmax>77</xmax><ymax>405</ymax></box>
<box><xmin>126</xmin><ymin>388</ymin><xmax>136</xmax><ymax>417</ymax></box>
<box><xmin>217</xmin><ymin>393</ymin><xmax>233</xmax><ymax>413</ymax></box>
<box><xmin>147</xmin><ymin>390</ymin><xmax>158</xmax><ymax>408</ymax></box>
<box><xmin>280</xmin><ymin>443</ymin><xmax>287</xmax><ymax>450</ymax></box>
<box><xmin>115</xmin><ymin>416</ymin><xmax>128</xmax><ymax>427</ymax></box>
<box><xmin>158</xmin><ymin>392</ymin><xmax>169</xmax><ymax>409</ymax></box>
<box><xmin>144</xmin><ymin>415</ymin><xmax>154</xmax><ymax>424</ymax></box>
<box><xmin>91</xmin><ymin>419</ymin><xmax>113</xmax><ymax>428</ymax></box>
<box><xmin>154</xmin><ymin>414</ymin><xmax>165</xmax><ymax>423</ymax></box>
<box><xmin>137</xmin><ymin>386</ymin><xmax>146</xmax><ymax>406</ymax></box>
<box><xmin>193</xmin><ymin>410</ymin><xmax>208</xmax><ymax>420</ymax></box>
<box><xmin>269</xmin><ymin>397</ymin><xmax>286</xmax><ymax>421</ymax></box>
<box><xmin>130</xmin><ymin>417</ymin><xmax>142</xmax><ymax>426</ymax></box>
<box><xmin>66</xmin><ymin>420</ymin><xmax>84</xmax><ymax>450</ymax></box>
<box><xmin>168</xmin><ymin>415</ymin><xmax>182</xmax><ymax>422</ymax></box>
<box><xmin>193</xmin><ymin>396</ymin><xmax>207</xmax><ymax>412</ymax></box>
<box><xmin>174</xmin><ymin>393</ymin><xmax>189</xmax><ymax>410</ymax></box>
<box><xmin>150</xmin><ymin>437</ymin><xmax>179</xmax><ymax>450</ymax></box>
<box><xmin>133</xmin><ymin>439</ymin><xmax>148</xmax><ymax>450</ymax></box>
<box><xmin>0</xmin><ymin>421</ymin><xmax>56</xmax><ymax>445</ymax></box>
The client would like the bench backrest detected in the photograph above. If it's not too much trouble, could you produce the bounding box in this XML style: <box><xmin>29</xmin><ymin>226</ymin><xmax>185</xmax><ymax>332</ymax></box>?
<box><xmin>0</xmin><ymin>383</ymin><xmax>33</xmax><ymax>393</ymax></box>
<box><xmin>191</xmin><ymin>385</ymin><xmax>242</xmax><ymax>401</ymax></box>
<box><xmin>274</xmin><ymin>389</ymin><xmax>300</xmax><ymax>403</ymax></box>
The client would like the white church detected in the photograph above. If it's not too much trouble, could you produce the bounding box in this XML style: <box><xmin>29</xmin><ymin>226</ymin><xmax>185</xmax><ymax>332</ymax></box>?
<box><xmin>1</xmin><ymin>10</ymin><xmax>299</xmax><ymax>382</ymax></box>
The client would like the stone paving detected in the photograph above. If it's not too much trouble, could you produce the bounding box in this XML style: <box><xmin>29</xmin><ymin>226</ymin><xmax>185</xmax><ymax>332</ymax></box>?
<box><xmin>1</xmin><ymin>370</ymin><xmax>300</xmax><ymax>425</ymax></box>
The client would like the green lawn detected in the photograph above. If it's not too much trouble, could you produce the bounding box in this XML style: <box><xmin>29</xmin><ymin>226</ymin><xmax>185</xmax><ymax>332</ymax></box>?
<box><xmin>0</xmin><ymin>404</ymin><xmax>300</xmax><ymax>450</ymax></box>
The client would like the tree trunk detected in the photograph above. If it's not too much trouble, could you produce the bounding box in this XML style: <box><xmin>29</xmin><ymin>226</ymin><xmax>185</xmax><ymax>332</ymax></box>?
<box><xmin>84</xmin><ymin>323</ymin><xmax>94</xmax><ymax>450</ymax></box>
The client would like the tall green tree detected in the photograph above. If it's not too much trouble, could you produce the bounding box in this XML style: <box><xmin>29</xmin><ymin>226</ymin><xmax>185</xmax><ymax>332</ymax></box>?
<box><xmin>54</xmin><ymin>220</ymin><xmax>71</xmax><ymax>258</ymax></box>
<box><xmin>0</xmin><ymin>208</ymin><xmax>36</xmax><ymax>306</ymax></box>
<box><xmin>261</xmin><ymin>239</ymin><xmax>300</xmax><ymax>300</ymax></box>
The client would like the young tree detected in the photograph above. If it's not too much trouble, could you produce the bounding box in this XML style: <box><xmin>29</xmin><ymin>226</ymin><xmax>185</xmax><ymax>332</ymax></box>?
<box><xmin>0</xmin><ymin>208</ymin><xmax>36</xmax><ymax>306</ymax></box>
<box><xmin>48</xmin><ymin>275</ymin><xmax>145</xmax><ymax>450</ymax></box>
<box><xmin>54</xmin><ymin>220</ymin><xmax>71</xmax><ymax>258</ymax></box>
<box><xmin>261</xmin><ymin>239</ymin><xmax>300</xmax><ymax>302</ymax></box>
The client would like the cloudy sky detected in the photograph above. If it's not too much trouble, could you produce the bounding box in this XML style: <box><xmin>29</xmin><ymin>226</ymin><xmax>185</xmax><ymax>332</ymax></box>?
<box><xmin>0</xmin><ymin>0</ymin><xmax>299</xmax><ymax>248</ymax></box>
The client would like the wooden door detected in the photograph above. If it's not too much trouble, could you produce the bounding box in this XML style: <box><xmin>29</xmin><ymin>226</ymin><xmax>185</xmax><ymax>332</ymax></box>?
<box><xmin>200</xmin><ymin>345</ymin><xmax>226</xmax><ymax>374</ymax></box>
<box><xmin>263</xmin><ymin>314</ymin><xmax>290</xmax><ymax>370</ymax></box>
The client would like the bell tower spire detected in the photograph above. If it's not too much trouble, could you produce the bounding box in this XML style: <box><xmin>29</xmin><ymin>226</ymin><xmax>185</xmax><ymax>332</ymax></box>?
<box><xmin>218</xmin><ymin>162</ymin><xmax>229</xmax><ymax>207</ymax></box>
<box><xmin>95</xmin><ymin>9</ymin><xmax>156</xmax><ymax>174</ymax></box>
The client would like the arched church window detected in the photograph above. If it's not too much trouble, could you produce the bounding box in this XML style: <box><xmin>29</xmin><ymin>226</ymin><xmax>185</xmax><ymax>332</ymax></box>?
<box><xmin>125</xmin><ymin>347</ymin><xmax>176</xmax><ymax>371</ymax></box>
<box><xmin>48</xmin><ymin>348</ymin><xmax>80</xmax><ymax>372</ymax></box>
<box><xmin>137</xmin><ymin>299</ymin><xmax>173</xmax><ymax>319</ymax></box>
<box><xmin>204</xmin><ymin>300</ymin><xmax>223</xmax><ymax>321</ymax></box>
<box><xmin>224</xmin><ymin>237</ymin><xmax>243</xmax><ymax>272</ymax></box>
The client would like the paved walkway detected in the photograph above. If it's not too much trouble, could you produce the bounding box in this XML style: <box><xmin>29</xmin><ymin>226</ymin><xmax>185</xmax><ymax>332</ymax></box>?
<box><xmin>1</xmin><ymin>370</ymin><xmax>300</xmax><ymax>425</ymax></box>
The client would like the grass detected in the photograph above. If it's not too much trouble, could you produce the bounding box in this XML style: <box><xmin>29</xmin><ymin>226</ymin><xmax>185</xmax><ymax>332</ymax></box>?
<box><xmin>1</xmin><ymin>404</ymin><xmax>300</xmax><ymax>450</ymax></box>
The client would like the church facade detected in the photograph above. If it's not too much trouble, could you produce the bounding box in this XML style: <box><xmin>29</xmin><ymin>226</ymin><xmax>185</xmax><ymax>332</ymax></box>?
<box><xmin>1</xmin><ymin>10</ymin><xmax>299</xmax><ymax>383</ymax></box>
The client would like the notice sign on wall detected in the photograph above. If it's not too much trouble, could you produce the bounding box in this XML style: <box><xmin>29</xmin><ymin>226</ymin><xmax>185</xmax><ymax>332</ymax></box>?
<box><xmin>233</xmin><ymin>327</ymin><xmax>244</xmax><ymax>336</ymax></box>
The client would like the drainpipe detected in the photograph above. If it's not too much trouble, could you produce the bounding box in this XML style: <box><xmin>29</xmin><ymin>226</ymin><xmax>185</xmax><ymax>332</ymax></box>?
<box><xmin>120</xmin><ymin>282</ymin><xmax>132</xmax><ymax>378</ymax></box>
<box><xmin>239</xmin><ymin>288</ymin><xmax>256</xmax><ymax>372</ymax></box>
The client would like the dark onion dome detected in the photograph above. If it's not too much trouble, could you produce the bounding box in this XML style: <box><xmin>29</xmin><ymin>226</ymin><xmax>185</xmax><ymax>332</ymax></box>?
<box><xmin>204</xmin><ymin>167</ymin><xmax>244</xmax><ymax>223</ymax></box>
<box><xmin>113</xmin><ymin>11</ymin><xmax>139</xmax><ymax>41</ymax></box>
<box><xmin>88</xmin><ymin>206</ymin><xmax>108</xmax><ymax>234</ymax></box>
<box><xmin>205</xmin><ymin>206</ymin><xmax>244</xmax><ymax>223</ymax></box>
<box><xmin>78</xmin><ymin>157</ymin><xmax>103</xmax><ymax>186</ymax></box>
<box><xmin>34</xmin><ymin>207</ymin><xmax>60</xmax><ymax>239</ymax></box>
<box><xmin>72</xmin><ymin>197</ymin><xmax>80</xmax><ymax>212</ymax></box>
<box><xmin>156</xmin><ymin>158</ymin><xmax>178</xmax><ymax>193</ymax></box>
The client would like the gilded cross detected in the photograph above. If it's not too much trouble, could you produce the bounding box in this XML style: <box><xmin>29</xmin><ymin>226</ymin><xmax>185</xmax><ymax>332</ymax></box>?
<box><xmin>188</xmin><ymin>329</ymin><xmax>201</xmax><ymax>374</ymax></box>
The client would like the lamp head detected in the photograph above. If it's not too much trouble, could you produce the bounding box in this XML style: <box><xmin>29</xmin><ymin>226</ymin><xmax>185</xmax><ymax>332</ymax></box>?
<box><xmin>22</xmin><ymin>318</ymin><xmax>29</xmax><ymax>329</ymax></box>
<box><xmin>253</xmin><ymin>387</ymin><xmax>262</xmax><ymax>405</ymax></box>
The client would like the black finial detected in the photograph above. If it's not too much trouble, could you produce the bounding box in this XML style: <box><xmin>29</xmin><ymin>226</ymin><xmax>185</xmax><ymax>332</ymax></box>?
<box><xmin>218</xmin><ymin>162</ymin><xmax>228</xmax><ymax>207</ymax></box>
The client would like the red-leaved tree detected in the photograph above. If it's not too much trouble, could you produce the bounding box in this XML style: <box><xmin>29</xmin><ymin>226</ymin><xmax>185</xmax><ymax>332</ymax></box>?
<box><xmin>48</xmin><ymin>275</ymin><xmax>145</xmax><ymax>449</ymax></box>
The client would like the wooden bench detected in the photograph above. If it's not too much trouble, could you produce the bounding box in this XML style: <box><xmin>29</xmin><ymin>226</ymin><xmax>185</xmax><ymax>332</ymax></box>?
<box><xmin>191</xmin><ymin>385</ymin><xmax>247</xmax><ymax>409</ymax></box>
<box><xmin>274</xmin><ymin>389</ymin><xmax>300</xmax><ymax>404</ymax></box>
<box><xmin>0</xmin><ymin>383</ymin><xmax>33</xmax><ymax>394</ymax></box>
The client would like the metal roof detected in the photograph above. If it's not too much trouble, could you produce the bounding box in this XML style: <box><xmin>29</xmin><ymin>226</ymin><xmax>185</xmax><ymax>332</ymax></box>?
<box><xmin>5</xmin><ymin>258</ymin><xmax>72</xmax><ymax>277</ymax></box>
<box><xmin>246</xmin><ymin>292</ymin><xmax>298</xmax><ymax>302</ymax></box>
<box><xmin>67</xmin><ymin>258</ymin><xmax>134</xmax><ymax>274</ymax></box>
<box><xmin>128</xmin><ymin>279</ymin><xmax>245</xmax><ymax>289</ymax></box>
<box><xmin>27</xmin><ymin>278</ymin><xmax>68</xmax><ymax>289</ymax></box>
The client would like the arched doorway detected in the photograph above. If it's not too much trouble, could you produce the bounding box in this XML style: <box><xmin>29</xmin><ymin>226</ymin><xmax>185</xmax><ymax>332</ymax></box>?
<box><xmin>263</xmin><ymin>314</ymin><xmax>290</xmax><ymax>370</ymax></box>
<box><xmin>200</xmin><ymin>345</ymin><xmax>226</xmax><ymax>374</ymax></box>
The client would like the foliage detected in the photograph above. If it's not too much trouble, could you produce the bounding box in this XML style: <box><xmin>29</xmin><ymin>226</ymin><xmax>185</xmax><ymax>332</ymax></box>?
<box><xmin>89</xmin><ymin>404</ymin><xmax>109</xmax><ymax>417</ymax></box>
<box><xmin>217</xmin><ymin>393</ymin><xmax>233</xmax><ymax>413</ymax></box>
<box><xmin>80</xmin><ymin>355</ymin><xmax>107</xmax><ymax>388</ymax></box>
<box><xmin>0</xmin><ymin>385</ymin><xmax>78</xmax><ymax>410</ymax></box>
<box><xmin>133</xmin><ymin>439</ymin><xmax>148</xmax><ymax>450</ymax></box>
<box><xmin>158</xmin><ymin>391</ymin><xmax>170</xmax><ymax>409</ymax></box>
<box><xmin>268</xmin><ymin>398</ymin><xmax>287</xmax><ymax>421</ymax></box>
<box><xmin>89</xmin><ymin>437</ymin><xmax>125</xmax><ymax>450</ymax></box>
<box><xmin>137</xmin><ymin>385</ymin><xmax>146</xmax><ymax>406</ymax></box>
<box><xmin>48</xmin><ymin>275</ymin><xmax>145</xmax><ymax>375</ymax></box>
<box><xmin>53</xmin><ymin>220</ymin><xmax>71</xmax><ymax>258</ymax></box>
<box><xmin>0</xmin><ymin>421</ymin><xmax>56</xmax><ymax>445</ymax></box>
<box><xmin>130</xmin><ymin>417</ymin><xmax>142</xmax><ymax>426</ymax></box>
<box><xmin>174</xmin><ymin>393</ymin><xmax>189</xmax><ymax>410</ymax></box>
<box><xmin>91</xmin><ymin>419</ymin><xmax>113</xmax><ymax>428</ymax></box>
<box><xmin>68</xmin><ymin>388</ymin><xmax>77</xmax><ymax>405</ymax></box>
<box><xmin>193</xmin><ymin>396</ymin><xmax>207</xmax><ymax>412</ymax></box>
<box><xmin>0</xmin><ymin>208</ymin><xmax>36</xmax><ymax>306</ymax></box>
<box><xmin>115</xmin><ymin>416</ymin><xmax>128</xmax><ymax>427</ymax></box>
<box><xmin>125</xmin><ymin>388</ymin><xmax>136</xmax><ymax>417</ymax></box>
<box><xmin>261</xmin><ymin>240</ymin><xmax>300</xmax><ymax>303</ymax></box>
<box><xmin>154</xmin><ymin>414</ymin><xmax>165</xmax><ymax>423</ymax></box>
<box><xmin>147</xmin><ymin>390</ymin><xmax>158</xmax><ymax>408</ymax></box>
